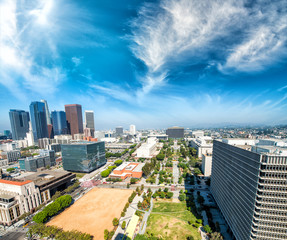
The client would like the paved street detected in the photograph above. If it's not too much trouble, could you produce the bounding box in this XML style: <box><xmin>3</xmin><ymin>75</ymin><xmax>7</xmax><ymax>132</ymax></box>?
<box><xmin>172</xmin><ymin>161</ymin><xmax>179</xmax><ymax>184</ymax></box>
<box><xmin>1</xmin><ymin>228</ymin><xmax>27</xmax><ymax>240</ymax></box>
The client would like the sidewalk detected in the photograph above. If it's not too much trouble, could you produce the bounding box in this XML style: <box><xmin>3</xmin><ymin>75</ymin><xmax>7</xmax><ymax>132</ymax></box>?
<box><xmin>112</xmin><ymin>194</ymin><xmax>143</xmax><ymax>240</ymax></box>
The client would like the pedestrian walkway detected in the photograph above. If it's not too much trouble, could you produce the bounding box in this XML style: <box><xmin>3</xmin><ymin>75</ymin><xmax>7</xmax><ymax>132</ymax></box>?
<box><xmin>112</xmin><ymin>194</ymin><xmax>143</xmax><ymax>240</ymax></box>
<box><xmin>173</xmin><ymin>161</ymin><xmax>179</xmax><ymax>184</ymax></box>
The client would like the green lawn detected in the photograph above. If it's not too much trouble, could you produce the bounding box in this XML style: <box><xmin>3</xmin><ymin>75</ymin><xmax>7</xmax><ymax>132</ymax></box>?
<box><xmin>72</xmin><ymin>172</ymin><xmax>86</xmax><ymax>179</ymax></box>
<box><xmin>145</xmin><ymin>200</ymin><xmax>201</xmax><ymax>240</ymax></box>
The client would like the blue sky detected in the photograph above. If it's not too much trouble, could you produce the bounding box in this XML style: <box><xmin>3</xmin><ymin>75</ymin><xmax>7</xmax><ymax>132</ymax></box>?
<box><xmin>1</xmin><ymin>0</ymin><xmax>287</xmax><ymax>131</ymax></box>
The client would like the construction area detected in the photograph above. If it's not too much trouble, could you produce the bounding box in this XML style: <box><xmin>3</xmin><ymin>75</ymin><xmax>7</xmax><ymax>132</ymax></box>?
<box><xmin>47</xmin><ymin>188</ymin><xmax>133</xmax><ymax>239</ymax></box>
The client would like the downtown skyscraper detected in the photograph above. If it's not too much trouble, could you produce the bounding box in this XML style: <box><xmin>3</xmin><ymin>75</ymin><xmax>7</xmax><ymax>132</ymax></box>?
<box><xmin>9</xmin><ymin>110</ymin><xmax>30</xmax><ymax>140</ymax></box>
<box><xmin>84</xmin><ymin>110</ymin><xmax>95</xmax><ymax>129</ymax></box>
<box><xmin>51</xmin><ymin>111</ymin><xmax>68</xmax><ymax>135</ymax></box>
<box><xmin>29</xmin><ymin>101</ymin><xmax>49</xmax><ymax>141</ymax></box>
<box><xmin>65</xmin><ymin>104</ymin><xmax>83</xmax><ymax>137</ymax></box>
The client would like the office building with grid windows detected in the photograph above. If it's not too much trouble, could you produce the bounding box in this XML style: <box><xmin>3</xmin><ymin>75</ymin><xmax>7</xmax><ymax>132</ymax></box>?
<box><xmin>211</xmin><ymin>139</ymin><xmax>287</xmax><ymax>240</ymax></box>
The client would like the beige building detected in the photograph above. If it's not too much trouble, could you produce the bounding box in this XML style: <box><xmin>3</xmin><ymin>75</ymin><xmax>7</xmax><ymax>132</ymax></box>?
<box><xmin>202</xmin><ymin>153</ymin><xmax>212</xmax><ymax>177</ymax></box>
<box><xmin>0</xmin><ymin>179</ymin><xmax>48</xmax><ymax>225</ymax></box>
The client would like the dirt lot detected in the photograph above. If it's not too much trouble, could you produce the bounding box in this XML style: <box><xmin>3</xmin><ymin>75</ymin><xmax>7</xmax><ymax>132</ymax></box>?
<box><xmin>47</xmin><ymin>188</ymin><xmax>132</xmax><ymax>239</ymax></box>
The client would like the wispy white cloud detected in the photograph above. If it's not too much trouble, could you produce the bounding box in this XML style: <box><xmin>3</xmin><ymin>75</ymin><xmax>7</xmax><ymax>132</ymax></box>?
<box><xmin>129</xmin><ymin>0</ymin><xmax>287</xmax><ymax>92</ymax></box>
<box><xmin>72</xmin><ymin>57</ymin><xmax>82</xmax><ymax>67</ymax></box>
<box><xmin>0</xmin><ymin>0</ymin><xmax>98</xmax><ymax>100</ymax></box>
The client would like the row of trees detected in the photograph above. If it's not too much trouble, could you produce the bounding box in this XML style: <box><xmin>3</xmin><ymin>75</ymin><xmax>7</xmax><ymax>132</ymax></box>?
<box><xmin>27</xmin><ymin>223</ymin><xmax>92</xmax><ymax>240</ymax></box>
<box><xmin>152</xmin><ymin>188</ymin><xmax>174</xmax><ymax>199</ymax></box>
<box><xmin>33</xmin><ymin>195</ymin><xmax>72</xmax><ymax>223</ymax></box>
<box><xmin>142</xmin><ymin>158</ymin><xmax>157</xmax><ymax>176</ymax></box>
<box><xmin>101</xmin><ymin>160</ymin><xmax>123</xmax><ymax>178</ymax></box>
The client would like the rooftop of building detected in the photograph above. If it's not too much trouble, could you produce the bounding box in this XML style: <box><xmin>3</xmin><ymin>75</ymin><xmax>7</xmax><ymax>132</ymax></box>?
<box><xmin>113</xmin><ymin>162</ymin><xmax>144</xmax><ymax>172</ymax></box>
<box><xmin>62</xmin><ymin>141</ymin><xmax>103</xmax><ymax>145</ymax></box>
<box><xmin>218</xmin><ymin>138</ymin><xmax>287</xmax><ymax>156</ymax></box>
<box><xmin>0</xmin><ymin>179</ymin><xmax>32</xmax><ymax>186</ymax></box>
<box><xmin>19</xmin><ymin>170</ymin><xmax>75</xmax><ymax>187</ymax></box>
<box><xmin>167</xmin><ymin>126</ymin><xmax>184</xmax><ymax>129</ymax></box>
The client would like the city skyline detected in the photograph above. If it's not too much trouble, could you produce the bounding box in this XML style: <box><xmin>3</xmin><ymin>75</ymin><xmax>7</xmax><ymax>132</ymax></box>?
<box><xmin>1</xmin><ymin>0</ymin><xmax>287</xmax><ymax>131</ymax></box>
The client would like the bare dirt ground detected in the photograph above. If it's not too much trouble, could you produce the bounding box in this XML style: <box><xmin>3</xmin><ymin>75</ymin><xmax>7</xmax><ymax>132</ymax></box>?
<box><xmin>47</xmin><ymin>188</ymin><xmax>132</xmax><ymax>239</ymax></box>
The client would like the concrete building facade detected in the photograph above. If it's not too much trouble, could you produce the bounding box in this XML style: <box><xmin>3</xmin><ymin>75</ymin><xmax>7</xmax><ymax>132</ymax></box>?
<box><xmin>0</xmin><ymin>179</ymin><xmax>43</xmax><ymax>225</ymax></box>
<box><xmin>211</xmin><ymin>140</ymin><xmax>287</xmax><ymax>240</ymax></box>
<box><xmin>136</xmin><ymin>137</ymin><xmax>158</xmax><ymax>158</ymax></box>
<box><xmin>202</xmin><ymin>153</ymin><xmax>212</xmax><ymax>177</ymax></box>
<box><xmin>166</xmin><ymin>126</ymin><xmax>184</xmax><ymax>139</ymax></box>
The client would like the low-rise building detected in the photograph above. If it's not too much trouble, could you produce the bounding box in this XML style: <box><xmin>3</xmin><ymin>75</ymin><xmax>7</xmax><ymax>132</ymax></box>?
<box><xmin>147</xmin><ymin>134</ymin><xmax>168</xmax><ymax>141</ymax></box>
<box><xmin>5</xmin><ymin>150</ymin><xmax>21</xmax><ymax>163</ymax></box>
<box><xmin>110</xmin><ymin>162</ymin><xmax>144</xmax><ymax>179</ymax></box>
<box><xmin>202</xmin><ymin>153</ymin><xmax>212</xmax><ymax>177</ymax></box>
<box><xmin>20</xmin><ymin>170</ymin><xmax>76</xmax><ymax>198</ymax></box>
<box><xmin>19</xmin><ymin>155</ymin><xmax>51</xmax><ymax>172</ymax></box>
<box><xmin>0</xmin><ymin>159</ymin><xmax>8</xmax><ymax>167</ymax></box>
<box><xmin>136</xmin><ymin>137</ymin><xmax>158</xmax><ymax>158</ymax></box>
<box><xmin>189</xmin><ymin>136</ymin><xmax>213</xmax><ymax>159</ymax></box>
<box><xmin>0</xmin><ymin>179</ymin><xmax>42</xmax><ymax>225</ymax></box>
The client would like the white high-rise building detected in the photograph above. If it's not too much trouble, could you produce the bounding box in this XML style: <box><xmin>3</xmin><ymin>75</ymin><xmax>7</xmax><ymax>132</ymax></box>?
<box><xmin>211</xmin><ymin>139</ymin><xmax>287</xmax><ymax>240</ymax></box>
<box><xmin>26</xmin><ymin>122</ymin><xmax>35</xmax><ymax>147</ymax></box>
<box><xmin>130</xmin><ymin>124</ymin><xmax>136</xmax><ymax>135</ymax></box>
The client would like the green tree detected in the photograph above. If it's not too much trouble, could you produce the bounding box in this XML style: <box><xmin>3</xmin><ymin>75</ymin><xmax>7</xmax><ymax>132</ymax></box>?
<box><xmin>104</xmin><ymin>229</ymin><xmax>109</xmax><ymax>240</ymax></box>
<box><xmin>121</xmin><ymin>221</ymin><xmax>126</xmax><ymax>229</ymax></box>
<box><xmin>101</xmin><ymin>169</ymin><xmax>111</xmax><ymax>178</ymax></box>
<box><xmin>179</xmin><ymin>194</ymin><xmax>186</xmax><ymax>201</ymax></box>
<box><xmin>33</xmin><ymin>211</ymin><xmax>48</xmax><ymax>223</ymax></box>
<box><xmin>156</xmin><ymin>153</ymin><xmax>165</xmax><ymax>161</ymax></box>
<box><xmin>203</xmin><ymin>225</ymin><xmax>212</xmax><ymax>234</ymax></box>
<box><xmin>166</xmin><ymin>192</ymin><xmax>174</xmax><ymax>199</ymax></box>
<box><xmin>130</xmin><ymin>178</ymin><xmax>137</xmax><ymax>184</ymax></box>
<box><xmin>112</xmin><ymin>218</ymin><xmax>119</xmax><ymax>226</ymax></box>
<box><xmin>6</xmin><ymin>167</ymin><xmax>15</xmax><ymax>172</ymax></box>
<box><xmin>114</xmin><ymin>160</ymin><xmax>123</xmax><ymax>166</ymax></box>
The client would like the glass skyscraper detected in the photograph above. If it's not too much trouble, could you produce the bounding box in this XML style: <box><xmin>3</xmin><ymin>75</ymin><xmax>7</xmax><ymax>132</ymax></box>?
<box><xmin>9</xmin><ymin>110</ymin><xmax>30</xmax><ymax>140</ymax></box>
<box><xmin>51</xmin><ymin>111</ymin><xmax>68</xmax><ymax>135</ymax></box>
<box><xmin>29</xmin><ymin>101</ymin><xmax>49</xmax><ymax>141</ymax></box>
<box><xmin>61</xmin><ymin>141</ymin><xmax>106</xmax><ymax>172</ymax></box>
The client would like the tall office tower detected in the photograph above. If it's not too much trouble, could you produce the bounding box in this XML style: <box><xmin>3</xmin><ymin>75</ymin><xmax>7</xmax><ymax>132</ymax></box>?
<box><xmin>211</xmin><ymin>139</ymin><xmax>287</xmax><ymax>240</ymax></box>
<box><xmin>40</xmin><ymin>100</ymin><xmax>51</xmax><ymax>125</ymax></box>
<box><xmin>29</xmin><ymin>101</ymin><xmax>49</xmax><ymax>141</ymax></box>
<box><xmin>115</xmin><ymin>126</ymin><xmax>123</xmax><ymax>136</ymax></box>
<box><xmin>9</xmin><ymin>110</ymin><xmax>30</xmax><ymax>140</ymax></box>
<box><xmin>84</xmin><ymin>110</ymin><xmax>95</xmax><ymax>137</ymax></box>
<box><xmin>51</xmin><ymin>111</ymin><xmax>68</xmax><ymax>135</ymax></box>
<box><xmin>130</xmin><ymin>124</ymin><xmax>136</xmax><ymax>135</ymax></box>
<box><xmin>84</xmin><ymin>110</ymin><xmax>95</xmax><ymax>129</ymax></box>
<box><xmin>166</xmin><ymin>126</ymin><xmax>184</xmax><ymax>139</ymax></box>
<box><xmin>64</xmin><ymin>104</ymin><xmax>83</xmax><ymax>137</ymax></box>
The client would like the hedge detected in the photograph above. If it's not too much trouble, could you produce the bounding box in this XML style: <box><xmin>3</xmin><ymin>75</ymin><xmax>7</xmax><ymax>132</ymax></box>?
<box><xmin>33</xmin><ymin>195</ymin><xmax>72</xmax><ymax>223</ymax></box>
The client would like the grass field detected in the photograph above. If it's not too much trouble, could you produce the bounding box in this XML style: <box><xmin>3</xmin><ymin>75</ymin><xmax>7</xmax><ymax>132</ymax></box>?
<box><xmin>47</xmin><ymin>188</ymin><xmax>132</xmax><ymax>239</ymax></box>
<box><xmin>145</xmin><ymin>200</ymin><xmax>201</xmax><ymax>240</ymax></box>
